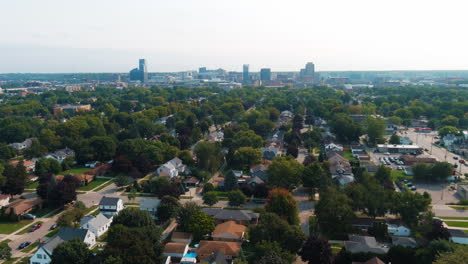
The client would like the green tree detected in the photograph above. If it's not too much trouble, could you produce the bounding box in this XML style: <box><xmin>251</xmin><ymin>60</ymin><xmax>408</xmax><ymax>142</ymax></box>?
<box><xmin>265</xmin><ymin>188</ymin><xmax>299</xmax><ymax>225</ymax></box>
<box><xmin>114</xmin><ymin>174</ymin><xmax>130</xmax><ymax>187</ymax></box>
<box><xmin>227</xmin><ymin>190</ymin><xmax>247</xmax><ymax>206</ymax></box>
<box><xmin>202</xmin><ymin>183</ymin><xmax>215</xmax><ymax>193</ymax></box>
<box><xmin>302</xmin><ymin>162</ymin><xmax>330</xmax><ymax>192</ymax></box>
<box><xmin>434</xmin><ymin>246</ymin><xmax>468</xmax><ymax>264</ymax></box>
<box><xmin>177</xmin><ymin>202</ymin><xmax>201</xmax><ymax>231</ymax></box>
<box><xmin>329</xmin><ymin>113</ymin><xmax>363</xmax><ymax>142</ymax></box>
<box><xmin>438</xmin><ymin>126</ymin><xmax>459</xmax><ymax>138</ymax></box>
<box><xmin>366</xmin><ymin>116</ymin><xmax>386</xmax><ymax>146</ymax></box>
<box><xmin>392</xmin><ymin>191</ymin><xmax>431</xmax><ymax>227</ymax></box>
<box><xmin>389</xmin><ymin>133</ymin><xmax>401</xmax><ymax>144</ymax></box>
<box><xmin>112</xmin><ymin>207</ymin><xmax>154</xmax><ymax>228</ymax></box>
<box><xmin>250</xmin><ymin>241</ymin><xmax>295</xmax><ymax>264</ymax></box>
<box><xmin>156</xmin><ymin>196</ymin><xmax>180</xmax><ymax>222</ymax></box>
<box><xmin>267</xmin><ymin>156</ymin><xmax>304</xmax><ymax>189</ymax></box>
<box><xmin>193</xmin><ymin>141</ymin><xmax>223</xmax><ymax>173</ymax></box>
<box><xmin>0</xmin><ymin>242</ymin><xmax>11</xmax><ymax>260</ymax></box>
<box><xmin>233</xmin><ymin>147</ymin><xmax>262</xmax><ymax>170</ymax></box>
<box><xmin>299</xmin><ymin>235</ymin><xmax>333</xmax><ymax>264</ymax></box>
<box><xmin>374</xmin><ymin>165</ymin><xmax>392</xmax><ymax>185</ymax></box>
<box><xmin>412</xmin><ymin>163</ymin><xmax>431</xmax><ymax>181</ymax></box>
<box><xmin>440</xmin><ymin>115</ymin><xmax>459</xmax><ymax>127</ymax></box>
<box><xmin>51</xmin><ymin>239</ymin><xmax>91</xmax><ymax>264</ymax></box>
<box><xmin>315</xmin><ymin>187</ymin><xmax>355</xmax><ymax>238</ymax></box>
<box><xmin>202</xmin><ymin>191</ymin><xmax>219</xmax><ymax>206</ymax></box>
<box><xmin>430</xmin><ymin>162</ymin><xmax>452</xmax><ymax>181</ymax></box>
<box><xmin>184</xmin><ymin>211</ymin><xmax>215</xmax><ymax>240</ymax></box>
<box><xmin>249</xmin><ymin>212</ymin><xmax>306</xmax><ymax>253</ymax></box>
<box><xmin>223</xmin><ymin>170</ymin><xmax>239</xmax><ymax>191</ymax></box>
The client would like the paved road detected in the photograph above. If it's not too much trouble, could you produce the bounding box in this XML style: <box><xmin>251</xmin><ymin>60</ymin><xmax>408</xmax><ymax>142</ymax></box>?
<box><xmin>405</xmin><ymin>130</ymin><xmax>467</xmax><ymax>176</ymax></box>
<box><xmin>433</xmin><ymin>204</ymin><xmax>468</xmax><ymax>217</ymax></box>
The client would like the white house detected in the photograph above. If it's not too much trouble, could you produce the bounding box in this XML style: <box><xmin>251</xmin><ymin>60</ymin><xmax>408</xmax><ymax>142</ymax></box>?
<box><xmin>449</xmin><ymin>229</ymin><xmax>468</xmax><ymax>245</ymax></box>
<box><xmin>80</xmin><ymin>213</ymin><xmax>112</xmax><ymax>238</ymax></box>
<box><xmin>29</xmin><ymin>228</ymin><xmax>95</xmax><ymax>264</ymax></box>
<box><xmin>9</xmin><ymin>138</ymin><xmax>33</xmax><ymax>151</ymax></box>
<box><xmin>99</xmin><ymin>196</ymin><xmax>124</xmax><ymax>217</ymax></box>
<box><xmin>155</xmin><ymin>157</ymin><xmax>186</xmax><ymax>178</ymax></box>
<box><xmin>44</xmin><ymin>147</ymin><xmax>75</xmax><ymax>164</ymax></box>
<box><xmin>139</xmin><ymin>198</ymin><xmax>161</xmax><ymax>220</ymax></box>
<box><xmin>0</xmin><ymin>194</ymin><xmax>10</xmax><ymax>208</ymax></box>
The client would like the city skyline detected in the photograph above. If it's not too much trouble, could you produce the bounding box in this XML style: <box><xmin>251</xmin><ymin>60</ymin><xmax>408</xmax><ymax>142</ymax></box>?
<box><xmin>1</xmin><ymin>0</ymin><xmax>468</xmax><ymax>73</ymax></box>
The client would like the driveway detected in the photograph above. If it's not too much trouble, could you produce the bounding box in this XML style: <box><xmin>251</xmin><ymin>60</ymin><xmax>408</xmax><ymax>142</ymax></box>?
<box><xmin>293</xmin><ymin>187</ymin><xmax>314</xmax><ymax>235</ymax></box>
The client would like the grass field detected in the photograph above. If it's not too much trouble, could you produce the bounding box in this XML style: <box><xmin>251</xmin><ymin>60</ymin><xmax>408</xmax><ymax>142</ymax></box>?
<box><xmin>31</xmin><ymin>207</ymin><xmax>61</xmax><ymax>218</ymax></box>
<box><xmin>2</xmin><ymin>258</ymin><xmax>18</xmax><ymax>264</ymax></box>
<box><xmin>93</xmin><ymin>179</ymin><xmax>114</xmax><ymax>191</ymax></box>
<box><xmin>21</xmin><ymin>241</ymin><xmax>39</xmax><ymax>253</ymax></box>
<box><xmin>46</xmin><ymin>228</ymin><xmax>60</xmax><ymax>238</ymax></box>
<box><xmin>61</xmin><ymin>167</ymin><xmax>90</xmax><ymax>174</ymax></box>
<box><xmin>78</xmin><ymin>178</ymin><xmax>110</xmax><ymax>191</ymax></box>
<box><xmin>343</xmin><ymin>151</ymin><xmax>355</xmax><ymax>161</ymax></box>
<box><xmin>445</xmin><ymin>221</ymin><xmax>468</xmax><ymax>228</ymax></box>
<box><xmin>449</xmin><ymin>205</ymin><xmax>468</xmax><ymax>210</ymax></box>
<box><xmin>441</xmin><ymin>216</ymin><xmax>468</xmax><ymax>220</ymax></box>
<box><xmin>83</xmin><ymin>205</ymin><xmax>98</xmax><ymax>215</ymax></box>
<box><xmin>0</xmin><ymin>219</ymin><xmax>33</xmax><ymax>234</ymax></box>
<box><xmin>26</xmin><ymin>181</ymin><xmax>39</xmax><ymax>189</ymax></box>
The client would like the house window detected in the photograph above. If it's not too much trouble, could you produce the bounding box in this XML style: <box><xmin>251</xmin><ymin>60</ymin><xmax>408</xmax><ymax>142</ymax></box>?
<box><xmin>38</xmin><ymin>254</ymin><xmax>42</xmax><ymax>259</ymax></box>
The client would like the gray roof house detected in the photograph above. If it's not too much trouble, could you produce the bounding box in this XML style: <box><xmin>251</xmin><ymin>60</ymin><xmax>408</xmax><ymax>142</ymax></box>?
<box><xmin>80</xmin><ymin>213</ymin><xmax>112</xmax><ymax>238</ymax></box>
<box><xmin>345</xmin><ymin>235</ymin><xmax>388</xmax><ymax>254</ymax></box>
<box><xmin>391</xmin><ymin>236</ymin><xmax>418</xmax><ymax>248</ymax></box>
<box><xmin>202</xmin><ymin>208</ymin><xmax>259</xmax><ymax>225</ymax></box>
<box><xmin>29</xmin><ymin>228</ymin><xmax>96</xmax><ymax>264</ymax></box>
<box><xmin>99</xmin><ymin>196</ymin><xmax>124</xmax><ymax>217</ymax></box>
<box><xmin>250</xmin><ymin>165</ymin><xmax>267</xmax><ymax>181</ymax></box>
<box><xmin>140</xmin><ymin>198</ymin><xmax>161</xmax><ymax>220</ymax></box>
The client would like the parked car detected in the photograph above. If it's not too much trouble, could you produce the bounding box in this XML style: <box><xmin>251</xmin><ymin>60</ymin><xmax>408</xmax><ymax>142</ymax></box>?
<box><xmin>410</xmin><ymin>186</ymin><xmax>417</xmax><ymax>191</ymax></box>
<box><xmin>24</xmin><ymin>214</ymin><xmax>36</xmax><ymax>220</ymax></box>
<box><xmin>453</xmin><ymin>156</ymin><xmax>459</xmax><ymax>160</ymax></box>
<box><xmin>30</xmin><ymin>223</ymin><xmax>42</xmax><ymax>232</ymax></box>
<box><xmin>18</xmin><ymin>242</ymin><xmax>31</xmax><ymax>249</ymax></box>
<box><xmin>49</xmin><ymin>224</ymin><xmax>58</xmax><ymax>230</ymax></box>
<box><xmin>397</xmin><ymin>166</ymin><xmax>403</xmax><ymax>170</ymax></box>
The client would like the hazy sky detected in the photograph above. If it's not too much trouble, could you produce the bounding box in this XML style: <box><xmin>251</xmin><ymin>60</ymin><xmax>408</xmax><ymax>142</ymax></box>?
<box><xmin>1</xmin><ymin>0</ymin><xmax>468</xmax><ymax>73</ymax></box>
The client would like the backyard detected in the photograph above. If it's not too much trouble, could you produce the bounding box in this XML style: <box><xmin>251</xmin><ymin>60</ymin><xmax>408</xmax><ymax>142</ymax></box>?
<box><xmin>61</xmin><ymin>167</ymin><xmax>91</xmax><ymax>175</ymax></box>
<box><xmin>78</xmin><ymin>177</ymin><xmax>111</xmax><ymax>191</ymax></box>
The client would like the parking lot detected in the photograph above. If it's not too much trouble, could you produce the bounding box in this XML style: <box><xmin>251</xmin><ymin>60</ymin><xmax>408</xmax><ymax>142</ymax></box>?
<box><xmin>414</xmin><ymin>182</ymin><xmax>460</xmax><ymax>205</ymax></box>
<box><xmin>371</xmin><ymin>152</ymin><xmax>411</xmax><ymax>173</ymax></box>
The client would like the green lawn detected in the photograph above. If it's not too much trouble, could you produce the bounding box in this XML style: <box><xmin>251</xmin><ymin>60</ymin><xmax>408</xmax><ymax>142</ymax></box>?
<box><xmin>83</xmin><ymin>205</ymin><xmax>98</xmax><ymax>215</ymax></box>
<box><xmin>26</xmin><ymin>181</ymin><xmax>39</xmax><ymax>189</ymax></box>
<box><xmin>2</xmin><ymin>258</ymin><xmax>19</xmax><ymax>264</ymax></box>
<box><xmin>93</xmin><ymin>179</ymin><xmax>114</xmax><ymax>191</ymax></box>
<box><xmin>20</xmin><ymin>241</ymin><xmax>39</xmax><ymax>253</ymax></box>
<box><xmin>343</xmin><ymin>151</ymin><xmax>355</xmax><ymax>161</ymax></box>
<box><xmin>46</xmin><ymin>228</ymin><xmax>60</xmax><ymax>238</ymax></box>
<box><xmin>449</xmin><ymin>205</ymin><xmax>468</xmax><ymax>210</ymax></box>
<box><xmin>445</xmin><ymin>221</ymin><xmax>468</xmax><ymax>228</ymax></box>
<box><xmin>0</xmin><ymin>219</ymin><xmax>33</xmax><ymax>234</ymax></box>
<box><xmin>61</xmin><ymin>167</ymin><xmax>90</xmax><ymax>174</ymax></box>
<box><xmin>441</xmin><ymin>216</ymin><xmax>468</xmax><ymax>220</ymax></box>
<box><xmin>31</xmin><ymin>207</ymin><xmax>61</xmax><ymax>218</ymax></box>
<box><xmin>78</xmin><ymin>178</ymin><xmax>110</xmax><ymax>191</ymax></box>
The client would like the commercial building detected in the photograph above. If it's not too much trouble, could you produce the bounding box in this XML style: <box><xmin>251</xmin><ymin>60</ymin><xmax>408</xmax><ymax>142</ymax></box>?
<box><xmin>242</xmin><ymin>64</ymin><xmax>249</xmax><ymax>84</ymax></box>
<box><xmin>129</xmin><ymin>58</ymin><xmax>148</xmax><ymax>83</ymax></box>
<box><xmin>377</xmin><ymin>144</ymin><xmax>422</xmax><ymax>154</ymax></box>
<box><xmin>260</xmin><ymin>68</ymin><xmax>271</xmax><ymax>82</ymax></box>
<box><xmin>300</xmin><ymin>62</ymin><xmax>315</xmax><ymax>83</ymax></box>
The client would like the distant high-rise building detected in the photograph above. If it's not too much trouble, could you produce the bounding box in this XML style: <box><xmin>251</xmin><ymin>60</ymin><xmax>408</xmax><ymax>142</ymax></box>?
<box><xmin>129</xmin><ymin>59</ymin><xmax>148</xmax><ymax>83</ymax></box>
<box><xmin>243</xmin><ymin>64</ymin><xmax>249</xmax><ymax>84</ymax></box>
<box><xmin>199</xmin><ymin>67</ymin><xmax>207</xmax><ymax>73</ymax></box>
<box><xmin>300</xmin><ymin>62</ymin><xmax>315</xmax><ymax>84</ymax></box>
<box><xmin>260</xmin><ymin>68</ymin><xmax>272</xmax><ymax>82</ymax></box>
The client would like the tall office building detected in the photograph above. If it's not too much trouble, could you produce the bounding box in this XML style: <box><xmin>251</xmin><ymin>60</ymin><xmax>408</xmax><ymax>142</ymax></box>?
<box><xmin>242</xmin><ymin>64</ymin><xmax>249</xmax><ymax>84</ymax></box>
<box><xmin>260</xmin><ymin>68</ymin><xmax>272</xmax><ymax>82</ymax></box>
<box><xmin>300</xmin><ymin>62</ymin><xmax>315</xmax><ymax>84</ymax></box>
<box><xmin>129</xmin><ymin>59</ymin><xmax>148</xmax><ymax>83</ymax></box>
<box><xmin>199</xmin><ymin>67</ymin><xmax>207</xmax><ymax>73</ymax></box>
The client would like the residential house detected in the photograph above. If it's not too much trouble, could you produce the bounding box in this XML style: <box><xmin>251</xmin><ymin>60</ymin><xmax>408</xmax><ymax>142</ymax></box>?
<box><xmin>163</xmin><ymin>242</ymin><xmax>189</xmax><ymax>259</ymax></box>
<box><xmin>212</xmin><ymin>221</ymin><xmax>246</xmax><ymax>242</ymax></box>
<box><xmin>44</xmin><ymin>147</ymin><xmax>75</xmax><ymax>163</ymax></box>
<box><xmin>208</xmin><ymin>131</ymin><xmax>224</xmax><ymax>142</ymax></box>
<box><xmin>53</xmin><ymin>104</ymin><xmax>91</xmax><ymax>117</ymax></box>
<box><xmin>99</xmin><ymin>196</ymin><xmax>124</xmax><ymax>217</ymax></box>
<box><xmin>261</xmin><ymin>145</ymin><xmax>281</xmax><ymax>160</ymax></box>
<box><xmin>155</xmin><ymin>157</ymin><xmax>186</xmax><ymax>178</ymax></box>
<box><xmin>449</xmin><ymin>229</ymin><xmax>468</xmax><ymax>245</ymax></box>
<box><xmin>324</xmin><ymin>143</ymin><xmax>344</xmax><ymax>157</ymax></box>
<box><xmin>171</xmin><ymin>232</ymin><xmax>193</xmax><ymax>244</ymax></box>
<box><xmin>184</xmin><ymin>177</ymin><xmax>200</xmax><ymax>187</ymax></box>
<box><xmin>250</xmin><ymin>164</ymin><xmax>267</xmax><ymax>181</ymax></box>
<box><xmin>387</xmin><ymin>219</ymin><xmax>411</xmax><ymax>236</ymax></box>
<box><xmin>0</xmin><ymin>195</ymin><xmax>10</xmax><ymax>208</ymax></box>
<box><xmin>9</xmin><ymin>138</ymin><xmax>33</xmax><ymax>151</ymax></box>
<box><xmin>328</xmin><ymin>153</ymin><xmax>355</xmax><ymax>185</ymax></box>
<box><xmin>442</xmin><ymin>134</ymin><xmax>461</xmax><ymax>150</ymax></box>
<box><xmin>246</xmin><ymin>176</ymin><xmax>264</xmax><ymax>188</ymax></box>
<box><xmin>80</xmin><ymin>213</ymin><xmax>112</xmax><ymax>238</ymax></box>
<box><xmin>202</xmin><ymin>250</ymin><xmax>229</xmax><ymax>264</ymax></box>
<box><xmin>29</xmin><ymin>228</ymin><xmax>96</xmax><ymax>264</ymax></box>
<box><xmin>5</xmin><ymin>198</ymin><xmax>42</xmax><ymax>218</ymax></box>
<box><xmin>391</xmin><ymin>236</ymin><xmax>418</xmax><ymax>248</ymax></box>
<box><xmin>352</xmin><ymin>217</ymin><xmax>379</xmax><ymax>232</ymax></box>
<box><xmin>345</xmin><ymin>235</ymin><xmax>389</xmax><ymax>254</ymax></box>
<box><xmin>10</xmin><ymin>159</ymin><xmax>36</xmax><ymax>172</ymax></box>
<box><xmin>196</xmin><ymin>241</ymin><xmax>241</xmax><ymax>261</ymax></box>
<box><xmin>202</xmin><ymin>208</ymin><xmax>259</xmax><ymax>225</ymax></box>
<box><xmin>352</xmin><ymin>257</ymin><xmax>385</xmax><ymax>264</ymax></box>
<box><xmin>139</xmin><ymin>198</ymin><xmax>161</xmax><ymax>220</ymax></box>
<box><xmin>85</xmin><ymin>161</ymin><xmax>99</xmax><ymax>168</ymax></box>
<box><xmin>232</xmin><ymin>170</ymin><xmax>243</xmax><ymax>178</ymax></box>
